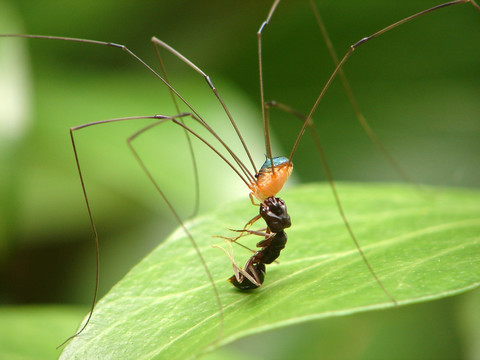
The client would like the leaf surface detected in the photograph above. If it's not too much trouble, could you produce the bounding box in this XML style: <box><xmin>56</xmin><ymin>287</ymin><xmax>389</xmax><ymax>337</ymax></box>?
<box><xmin>60</xmin><ymin>183</ymin><xmax>480</xmax><ymax>359</ymax></box>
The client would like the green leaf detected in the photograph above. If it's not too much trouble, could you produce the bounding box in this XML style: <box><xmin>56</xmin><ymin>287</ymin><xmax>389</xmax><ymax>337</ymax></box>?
<box><xmin>59</xmin><ymin>183</ymin><xmax>480</xmax><ymax>359</ymax></box>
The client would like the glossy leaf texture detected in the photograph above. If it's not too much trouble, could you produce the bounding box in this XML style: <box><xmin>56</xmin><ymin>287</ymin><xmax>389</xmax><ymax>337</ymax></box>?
<box><xmin>60</xmin><ymin>183</ymin><xmax>480</xmax><ymax>359</ymax></box>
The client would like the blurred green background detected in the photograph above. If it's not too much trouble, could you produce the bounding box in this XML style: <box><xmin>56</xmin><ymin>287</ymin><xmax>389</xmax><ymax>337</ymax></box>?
<box><xmin>0</xmin><ymin>0</ymin><xmax>479</xmax><ymax>359</ymax></box>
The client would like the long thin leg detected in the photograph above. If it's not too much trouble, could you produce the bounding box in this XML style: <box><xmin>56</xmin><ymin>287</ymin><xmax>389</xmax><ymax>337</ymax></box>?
<box><xmin>308</xmin><ymin>0</ymin><xmax>420</xmax><ymax>189</ymax></box>
<box><xmin>153</xmin><ymin>41</ymin><xmax>201</xmax><ymax>218</ymax></box>
<box><xmin>0</xmin><ymin>34</ymin><xmax>256</xmax><ymax>185</ymax></box>
<box><xmin>257</xmin><ymin>0</ymin><xmax>479</xmax><ymax>305</ymax></box>
<box><xmin>257</xmin><ymin>0</ymin><xmax>281</xmax><ymax>169</ymax></box>
<box><xmin>289</xmin><ymin>0</ymin><xmax>480</xmax><ymax>161</ymax></box>
<box><xmin>59</xmin><ymin>111</ymin><xmax>263</xmax><ymax>345</ymax></box>
<box><xmin>125</xmin><ymin>117</ymin><xmax>227</xmax><ymax>339</ymax></box>
<box><xmin>0</xmin><ymin>33</ymin><xmax>251</xmax><ymax>349</ymax></box>
<box><xmin>152</xmin><ymin>38</ymin><xmax>258</xmax><ymax>180</ymax></box>
<box><xmin>265</xmin><ymin>100</ymin><xmax>398</xmax><ymax>305</ymax></box>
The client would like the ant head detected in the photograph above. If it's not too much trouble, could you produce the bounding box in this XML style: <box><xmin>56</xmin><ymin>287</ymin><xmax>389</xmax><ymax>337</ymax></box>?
<box><xmin>260</xmin><ymin>196</ymin><xmax>291</xmax><ymax>233</ymax></box>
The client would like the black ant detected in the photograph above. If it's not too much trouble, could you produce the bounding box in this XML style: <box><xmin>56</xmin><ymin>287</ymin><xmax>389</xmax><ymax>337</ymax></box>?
<box><xmin>228</xmin><ymin>196</ymin><xmax>291</xmax><ymax>289</ymax></box>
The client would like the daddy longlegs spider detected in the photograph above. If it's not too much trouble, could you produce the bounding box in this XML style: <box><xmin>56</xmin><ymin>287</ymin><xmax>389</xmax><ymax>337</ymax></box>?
<box><xmin>1</xmin><ymin>0</ymin><xmax>479</xmax><ymax>358</ymax></box>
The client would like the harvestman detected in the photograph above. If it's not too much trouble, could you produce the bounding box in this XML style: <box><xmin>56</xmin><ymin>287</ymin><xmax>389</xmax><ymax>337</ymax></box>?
<box><xmin>1</xmin><ymin>0</ymin><xmax>479</xmax><ymax>351</ymax></box>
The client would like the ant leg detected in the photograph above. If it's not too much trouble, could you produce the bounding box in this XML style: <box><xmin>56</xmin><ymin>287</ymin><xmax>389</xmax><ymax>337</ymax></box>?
<box><xmin>228</xmin><ymin>228</ymin><xmax>269</xmax><ymax>238</ymax></box>
<box><xmin>213</xmin><ymin>242</ymin><xmax>261</xmax><ymax>286</ymax></box>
